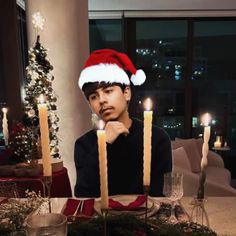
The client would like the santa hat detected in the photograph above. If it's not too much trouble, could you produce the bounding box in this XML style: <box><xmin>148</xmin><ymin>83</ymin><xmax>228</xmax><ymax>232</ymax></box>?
<box><xmin>78</xmin><ymin>49</ymin><xmax>146</xmax><ymax>89</ymax></box>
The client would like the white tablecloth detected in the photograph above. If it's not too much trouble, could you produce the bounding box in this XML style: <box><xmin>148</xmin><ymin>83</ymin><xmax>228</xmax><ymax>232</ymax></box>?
<box><xmin>50</xmin><ymin>197</ymin><xmax>236</xmax><ymax>236</ymax></box>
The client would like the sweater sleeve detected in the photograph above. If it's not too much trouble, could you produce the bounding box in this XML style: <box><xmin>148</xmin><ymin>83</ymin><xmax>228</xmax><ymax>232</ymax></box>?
<box><xmin>74</xmin><ymin>133</ymin><xmax>100</xmax><ymax>197</ymax></box>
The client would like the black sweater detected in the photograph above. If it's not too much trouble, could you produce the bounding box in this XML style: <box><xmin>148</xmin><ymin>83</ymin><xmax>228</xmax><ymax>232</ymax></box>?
<box><xmin>74</xmin><ymin>118</ymin><xmax>172</xmax><ymax>197</ymax></box>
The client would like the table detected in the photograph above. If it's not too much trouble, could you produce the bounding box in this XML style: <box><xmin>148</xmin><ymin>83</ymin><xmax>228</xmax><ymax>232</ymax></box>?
<box><xmin>49</xmin><ymin>197</ymin><xmax>236</xmax><ymax>236</ymax></box>
<box><xmin>181</xmin><ymin>197</ymin><xmax>236</xmax><ymax>236</ymax></box>
<box><xmin>212</xmin><ymin>146</ymin><xmax>231</xmax><ymax>153</ymax></box>
<box><xmin>212</xmin><ymin>146</ymin><xmax>236</xmax><ymax>179</ymax></box>
<box><xmin>0</xmin><ymin>167</ymin><xmax>72</xmax><ymax>198</ymax></box>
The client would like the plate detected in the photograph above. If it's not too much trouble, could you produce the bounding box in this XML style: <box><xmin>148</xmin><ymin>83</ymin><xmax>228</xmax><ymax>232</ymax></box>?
<box><xmin>94</xmin><ymin>195</ymin><xmax>159</xmax><ymax>217</ymax></box>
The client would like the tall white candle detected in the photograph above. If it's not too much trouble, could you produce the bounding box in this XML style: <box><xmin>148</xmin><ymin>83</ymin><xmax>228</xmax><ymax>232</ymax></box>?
<box><xmin>97</xmin><ymin>120</ymin><xmax>108</xmax><ymax>209</ymax></box>
<box><xmin>197</xmin><ymin>112</ymin><xmax>211</xmax><ymax>199</ymax></box>
<box><xmin>143</xmin><ymin>98</ymin><xmax>153</xmax><ymax>187</ymax></box>
<box><xmin>38</xmin><ymin>95</ymin><xmax>52</xmax><ymax>176</ymax></box>
<box><xmin>2</xmin><ymin>108</ymin><xmax>9</xmax><ymax>146</ymax></box>
<box><xmin>201</xmin><ymin>113</ymin><xmax>211</xmax><ymax>171</ymax></box>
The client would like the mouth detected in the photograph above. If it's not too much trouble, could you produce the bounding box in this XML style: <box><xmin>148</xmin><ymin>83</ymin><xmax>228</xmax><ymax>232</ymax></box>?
<box><xmin>99</xmin><ymin>107</ymin><xmax>114</xmax><ymax>115</ymax></box>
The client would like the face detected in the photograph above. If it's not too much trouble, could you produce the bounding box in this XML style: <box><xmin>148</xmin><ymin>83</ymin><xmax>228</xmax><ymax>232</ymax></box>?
<box><xmin>88</xmin><ymin>85</ymin><xmax>131</xmax><ymax>122</ymax></box>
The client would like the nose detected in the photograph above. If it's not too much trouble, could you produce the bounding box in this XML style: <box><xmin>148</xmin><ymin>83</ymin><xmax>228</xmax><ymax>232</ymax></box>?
<box><xmin>98</xmin><ymin>93</ymin><xmax>107</xmax><ymax>104</ymax></box>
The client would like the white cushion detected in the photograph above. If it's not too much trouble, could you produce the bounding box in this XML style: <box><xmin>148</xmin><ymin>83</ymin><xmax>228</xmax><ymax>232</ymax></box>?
<box><xmin>172</xmin><ymin>138</ymin><xmax>201</xmax><ymax>173</ymax></box>
<box><xmin>172</xmin><ymin>147</ymin><xmax>192</xmax><ymax>172</ymax></box>
<box><xmin>205</xmin><ymin>166</ymin><xmax>231</xmax><ymax>186</ymax></box>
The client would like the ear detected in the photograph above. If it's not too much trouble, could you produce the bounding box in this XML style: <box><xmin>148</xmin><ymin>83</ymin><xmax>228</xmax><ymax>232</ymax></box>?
<box><xmin>123</xmin><ymin>86</ymin><xmax>131</xmax><ymax>102</ymax></box>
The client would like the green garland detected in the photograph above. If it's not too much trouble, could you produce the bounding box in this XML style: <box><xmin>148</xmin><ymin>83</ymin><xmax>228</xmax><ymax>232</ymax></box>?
<box><xmin>67</xmin><ymin>214</ymin><xmax>217</xmax><ymax>236</ymax></box>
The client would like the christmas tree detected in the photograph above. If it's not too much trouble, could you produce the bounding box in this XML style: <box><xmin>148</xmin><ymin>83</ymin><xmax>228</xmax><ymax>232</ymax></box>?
<box><xmin>9</xmin><ymin>122</ymin><xmax>39</xmax><ymax>163</ymax></box>
<box><xmin>23</xmin><ymin>34</ymin><xmax>60</xmax><ymax>159</ymax></box>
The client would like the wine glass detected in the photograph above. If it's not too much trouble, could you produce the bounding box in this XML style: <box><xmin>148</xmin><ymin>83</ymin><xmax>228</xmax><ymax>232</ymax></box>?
<box><xmin>163</xmin><ymin>172</ymin><xmax>183</xmax><ymax>224</ymax></box>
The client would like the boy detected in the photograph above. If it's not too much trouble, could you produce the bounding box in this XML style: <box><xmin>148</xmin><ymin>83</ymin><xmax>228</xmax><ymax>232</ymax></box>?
<box><xmin>75</xmin><ymin>49</ymin><xmax>172</xmax><ymax>197</ymax></box>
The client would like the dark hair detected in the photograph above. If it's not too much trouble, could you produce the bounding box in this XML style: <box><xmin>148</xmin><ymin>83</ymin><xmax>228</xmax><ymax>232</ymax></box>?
<box><xmin>82</xmin><ymin>82</ymin><xmax>127</xmax><ymax>100</ymax></box>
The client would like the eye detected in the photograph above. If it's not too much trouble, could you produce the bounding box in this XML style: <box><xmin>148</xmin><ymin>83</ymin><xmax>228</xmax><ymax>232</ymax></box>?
<box><xmin>89</xmin><ymin>94</ymin><xmax>97</xmax><ymax>101</ymax></box>
<box><xmin>104</xmin><ymin>88</ymin><xmax>113</xmax><ymax>94</ymax></box>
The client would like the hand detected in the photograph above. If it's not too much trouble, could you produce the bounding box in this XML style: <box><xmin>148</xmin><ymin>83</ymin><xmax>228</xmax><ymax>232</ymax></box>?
<box><xmin>105</xmin><ymin>121</ymin><xmax>129</xmax><ymax>144</ymax></box>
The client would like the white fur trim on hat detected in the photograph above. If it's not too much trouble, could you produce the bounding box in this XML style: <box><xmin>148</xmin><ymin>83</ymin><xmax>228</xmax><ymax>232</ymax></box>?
<box><xmin>78</xmin><ymin>64</ymin><xmax>130</xmax><ymax>89</ymax></box>
<box><xmin>130</xmin><ymin>69</ymin><xmax>146</xmax><ymax>86</ymax></box>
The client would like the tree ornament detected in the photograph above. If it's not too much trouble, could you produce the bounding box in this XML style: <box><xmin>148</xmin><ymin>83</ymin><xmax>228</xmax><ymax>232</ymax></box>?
<box><xmin>32</xmin><ymin>12</ymin><xmax>45</xmax><ymax>31</ymax></box>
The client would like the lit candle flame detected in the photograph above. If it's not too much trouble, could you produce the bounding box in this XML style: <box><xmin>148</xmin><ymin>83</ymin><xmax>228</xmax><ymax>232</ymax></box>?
<box><xmin>98</xmin><ymin>120</ymin><xmax>105</xmax><ymax>130</ymax></box>
<box><xmin>201</xmin><ymin>113</ymin><xmax>211</xmax><ymax>126</ymax></box>
<box><xmin>2</xmin><ymin>107</ymin><xmax>8</xmax><ymax>113</ymax></box>
<box><xmin>38</xmin><ymin>94</ymin><xmax>46</xmax><ymax>104</ymax></box>
<box><xmin>144</xmin><ymin>98</ymin><xmax>153</xmax><ymax>111</ymax></box>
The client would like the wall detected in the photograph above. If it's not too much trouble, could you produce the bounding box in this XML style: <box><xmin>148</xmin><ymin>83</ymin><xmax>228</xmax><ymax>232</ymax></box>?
<box><xmin>26</xmin><ymin>0</ymin><xmax>92</xmax><ymax>195</ymax></box>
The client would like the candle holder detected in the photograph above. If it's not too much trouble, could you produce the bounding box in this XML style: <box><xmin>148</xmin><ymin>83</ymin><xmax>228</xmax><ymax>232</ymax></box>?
<box><xmin>190</xmin><ymin>197</ymin><xmax>209</xmax><ymax>227</ymax></box>
<box><xmin>143</xmin><ymin>185</ymin><xmax>150</xmax><ymax>226</ymax></box>
<box><xmin>43</xmin><ymin>176</ymin><xmax>52</xmax><ymax>213</ymax></box>
<box><xmin>197</xmin><ymin>170</ymin><xmax>206</xmax><ymax>200</ymax></box>
<box><xmin>101</xmin><ymin>208</ymin><xmax>109</xmax><ymax>236</ymax></box>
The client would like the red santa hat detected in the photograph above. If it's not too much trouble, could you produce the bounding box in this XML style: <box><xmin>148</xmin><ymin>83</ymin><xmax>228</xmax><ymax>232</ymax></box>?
<box><xmin>78</xmin><ymin>49</ymin><xmax>146</xmax><ymax>89</ymax></box>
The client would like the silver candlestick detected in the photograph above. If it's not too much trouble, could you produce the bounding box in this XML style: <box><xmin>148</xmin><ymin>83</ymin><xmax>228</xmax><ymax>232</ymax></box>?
<box><xmin>190</xmin><ymin>197</ymin><xmax>209</xmax><ymax>227</ymax></box>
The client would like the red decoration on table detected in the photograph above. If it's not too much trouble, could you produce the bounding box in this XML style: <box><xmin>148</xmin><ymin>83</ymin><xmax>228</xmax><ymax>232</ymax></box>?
<box><xmin>62</xmin><ymin>198</ymin><xmax>95</xmax><ymax>217</ymax></box>
<box><xmin>109</xmin><ymin>195</ymin><xmax>146</xmax><ymax>211</ymax></box>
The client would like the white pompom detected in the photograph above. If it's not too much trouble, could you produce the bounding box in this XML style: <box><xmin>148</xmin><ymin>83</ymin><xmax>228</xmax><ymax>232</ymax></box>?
<box><xmin>130</xmin><ymin>69</ymin><xmax>146</xmax><ymax>86</ymax></box>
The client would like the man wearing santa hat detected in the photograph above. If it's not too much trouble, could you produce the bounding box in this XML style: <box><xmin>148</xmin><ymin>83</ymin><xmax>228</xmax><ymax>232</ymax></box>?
<box><xmin>75</xmin><ymin>49</ymin><xmax>172</xmax><ymax>197</ymax></box>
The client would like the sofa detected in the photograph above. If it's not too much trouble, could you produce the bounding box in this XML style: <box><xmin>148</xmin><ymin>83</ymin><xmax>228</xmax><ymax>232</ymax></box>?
<box><xmin>171</xmin><ymin>138</ymin><xmax>236</xmax><ymax>196</ymax></box>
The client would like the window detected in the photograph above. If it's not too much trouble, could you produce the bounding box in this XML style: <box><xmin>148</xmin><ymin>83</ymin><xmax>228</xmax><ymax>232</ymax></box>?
<box><xmin>89</xmin><ymin>19</ymin><xmax>123</xmax><ymax>52</ymax></box>
<box><xmin>135</xmin><ymin>20</ymin><xmax>187</xmax><ymax>139</ymax></box>
<box><xmin>89</xmin><ymin>16</ymin><xmax>236</xmax><ymax>147</ymax></box>
<box><xmin>192</xmin><ymin>19</ymin><xmax>236</xmax><ymax>148</ymax></box>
